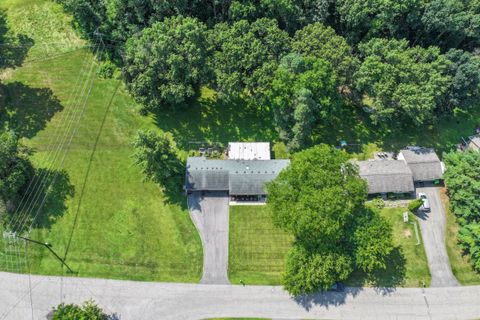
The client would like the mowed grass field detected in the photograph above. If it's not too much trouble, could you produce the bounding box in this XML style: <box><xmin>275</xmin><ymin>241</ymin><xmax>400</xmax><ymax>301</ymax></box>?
<box><xmin>229</xmin><ymin>206</ymin><xmax>430</xmax><ymax>287</ymax></box>
<box><xmin>347</xmin><ymin>207</ymin><xmax>431</xmax><ymax>287</ymax></box>
<box><xmin>0</xmin><ymin>0</ymin><xmax>204</xmax><ymax>281</ymax></box>
<box><xmin>228</xmin><ymin>206</ymin><xmax>292</xmax><ymax>285</ymax></box>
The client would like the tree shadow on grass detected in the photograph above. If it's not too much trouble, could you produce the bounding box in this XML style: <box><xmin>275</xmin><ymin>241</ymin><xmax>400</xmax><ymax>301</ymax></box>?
<box><xmin>0</xmin><ymin>10</ymin><xmax>34</xmax><ymax>70</ymax></box>
<box><xmin>10</xmin><ymin>168</ymin><xmax>74</xmax><ymax>231</ymax></box>
<box><xmin>153</xmin><ymin>89</ymin><xmax>277</xmax><ymax>150</ymax></box>
<box><xmin>338</xmin><ymin>104</ymin><xmax>480</xmax><ymax>155</ymax></box>
<box><xmin>346</xmin><ymin>247</ymin><xmax>407</xmax><ymax>294</ymax></box>
<box><xmin>0</xmin><ymin>82</ymin><xmax>63</xmax><ymax>138</ymax></box>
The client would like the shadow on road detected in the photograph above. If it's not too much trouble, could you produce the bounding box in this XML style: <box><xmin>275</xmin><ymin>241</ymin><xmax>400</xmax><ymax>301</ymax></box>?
<box><xmin>293</xmin><ymin>287</ymin><xmax>364</xmax><ymax>310</ymax></box>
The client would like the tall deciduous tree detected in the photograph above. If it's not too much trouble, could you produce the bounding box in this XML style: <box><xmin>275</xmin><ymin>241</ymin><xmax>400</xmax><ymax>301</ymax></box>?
<box><xmin>444</xmin><ymin>49</ymin><xmax>480</xmax><ymax>112</ymax></box>
<box><xmin>0</xmin><ymin>131</ymin><xmax>34</xmax><ymax>212</ymax></box>
<box><xmin>444</xmin><ymin>150</ymin><xmax>480</xmax><ymax>272</ymax></box>
<box><xmin>355</xmin><ymin>38</ymin><xmax>452</xmax><ymax>126</ymax></box>
<box><xmin>292</xmin><ymin>22</ymin><xmax>358</xmax><ymax>88</ymax></box>
<box><xmin>284</xmin><ymin>245</ymin><xmax>353</xmax><ymax>295</ymax></box>
<box><xmin>353</xmin><ymin>212</ymin><xmax>394</xmax><ymax>273</ymax></box>
<box><xmin>211</xmin><ymin>18</ymin><xmax>290</xmax><ymax>101</ymax></box>
<box><xmin>267</xmin><ymin>53</ymin><xmax>339</xmax><ymax>150</ymax></box>
<box><xmin>421</xmin><ymin>0</ymin><xmax>480</xmax><ymax>50</ymax></box>
<box><xmin>267</xmin><ymin>145</ymin><xmax>367</xmax><ymax>249</ymax></box>
<box><xmin>267</xmin><ymin>145</ymin><xmax>394</xmax><ymax>295</ymax></box>
<box><xmin>123</xmin><ymin>16</ymin><xmax>211</xmax><ymax>112</ymax></box>
<box><xmin>458</xmin><ymin>223</ymin><xmax>480</xmax><ymax>272</ymax></box>
<box><xmin>132</xmin><ymin>130</ymin><xmax>183</xmax><ymax>191</ymax></box>
<box><xmin>336</xmin><ymin>0</ymin><xmax>424</xmax><ymax>44</ymax></box>
<box><xmin>444</xmin><ymin>150</ymin><xmax>480</xmax><ymax>224</ymax></box>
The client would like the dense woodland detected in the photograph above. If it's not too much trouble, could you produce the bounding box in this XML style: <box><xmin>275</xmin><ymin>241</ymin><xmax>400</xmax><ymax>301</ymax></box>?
<box><xmin>57</xmin><ymin>0</ymin><xmax>480</xmax><ymax>150</ymax></box>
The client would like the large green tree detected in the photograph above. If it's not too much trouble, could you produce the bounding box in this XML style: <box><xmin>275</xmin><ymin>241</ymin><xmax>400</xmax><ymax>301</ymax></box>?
<box><xmin>355</xmin><ymin>38</ymin><xmax>452</xmax><ymax>126</ymax></box>
<box><xmin>123</xmin><ymin>16</ymin><xmax>211</xmax><ymax>112</ymax></box>
<box><xmin>267</xmin><ymin>145</ymin><xmax>367</xmax><ymax>249</ymax></box>
<box><xmin>283</xmin><ymin>245</ymin><xmax>353</xmax><ymax>295</ymax></box>
<box><xmin>292</xmin><ymin>22</ymin><xmax>358</xmax><ymax>88</ymax></box>
<box><xmin>0</xmin><ymin>131</ymin><xmax>34</xmax><ymax>213</ymax></box>
<box><xmin>458</xmin><ymin>223</ymin><xmax>480</xmax><ymax>272</ymax></box>
<box><xmin>336</xmin><ymin>0</ymin><xmax>424</xmax><ymax>43</ymax></box>
<box><xmin>353</xmin><ymin>212</ymin><xmax>394</xmax><ymax>273</ymax></box>
<box><xmin>444</xmin><ymin>49</ymin><xmax>480</xmax><ymax>112</ymax></box>
<box><xmin>267</xmin><ymin>53</ymin><xmax>339</xmax><ymax>150</ymax></box>
<box><xmin>444</xmin><ymin>150</ymin><xmax>480</xmax><ymax>224</ymax></box>
<box><xmin>132</xmin><ymin>130</ymin><xmax>183</xmax><ymax>192</ymax></box>
<box><xmin>444</xmin><ymin>150</ymin><xmax>480</xmax><ymax>273</ymax></box>
<box><xmin>421</xmin><ymin>0</ymin><xmax>480</xmax><ymax>50</ymax></box>
<box><xmin>211</xmin><ymin>18</ymin><xmax>290</xmax><ymax>101</ymax></box>
<box><xmin>267</xmin><ymin>145</ymin><xmax>394</xmax><ymax>295</ymax></box>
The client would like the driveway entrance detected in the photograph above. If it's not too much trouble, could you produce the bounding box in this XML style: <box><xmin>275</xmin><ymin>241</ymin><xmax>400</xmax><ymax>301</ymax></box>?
<box><xmin>187</xmin><ymin>191</ymin><xmax>230</xmax><ymax>284</ymax></box>
<box><xmin>416</xmin><ymin>186</ymin><xmax>459</xmax><ymax>287</ymax></box>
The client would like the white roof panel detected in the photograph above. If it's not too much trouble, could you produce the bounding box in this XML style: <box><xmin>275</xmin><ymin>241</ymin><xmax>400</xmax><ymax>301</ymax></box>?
<box><xmin>228</xmin><ymin>142</ymin><xmax>271</xmax><ymax>160</ymax></box>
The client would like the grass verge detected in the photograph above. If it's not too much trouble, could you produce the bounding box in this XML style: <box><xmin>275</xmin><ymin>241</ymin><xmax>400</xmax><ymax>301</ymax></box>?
<box><xmin>347</xmin><ymin>207</ymin><xmax>431</xmax><ymax>287</ymax></box>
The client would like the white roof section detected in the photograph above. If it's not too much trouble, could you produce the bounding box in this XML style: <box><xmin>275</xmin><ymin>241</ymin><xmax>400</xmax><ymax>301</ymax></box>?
<box><xmin>228</xmin><ymin>142</ymin><xmax>271</xmax><ymax>160</ymax></box>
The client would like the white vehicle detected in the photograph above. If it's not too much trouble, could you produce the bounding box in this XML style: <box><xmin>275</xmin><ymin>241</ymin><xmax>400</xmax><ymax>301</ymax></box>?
<box><xmin>418</xmin><ymin>193</ymin><xmax>431</xmax><ymax>212</ymax></box>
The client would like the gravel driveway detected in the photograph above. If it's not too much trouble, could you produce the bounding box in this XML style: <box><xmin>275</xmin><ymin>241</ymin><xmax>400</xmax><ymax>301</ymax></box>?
<box><xmin>416</xmin><ymin>186</ymin><xmax>459</xmax><ymax>287</ymax></box>
<box><xmin>187</xmin><ymin>191</ymin><xmax>230</xmax><ymax>284</ymax></box>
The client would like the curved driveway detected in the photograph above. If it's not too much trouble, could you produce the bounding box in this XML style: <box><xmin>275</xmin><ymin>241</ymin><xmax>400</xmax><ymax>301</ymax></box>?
<box><xmin>1</xmin><ymin>272</ymin><xmax>480</xmax><ymax>320</ymax></box>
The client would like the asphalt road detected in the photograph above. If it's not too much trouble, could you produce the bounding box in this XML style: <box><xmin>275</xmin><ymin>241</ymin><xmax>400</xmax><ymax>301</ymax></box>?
<box><xmin>416</xmin><ymin>186</ymin><xmax>459</xmax><ymax>287</ymax></box>
<box><xmin>1</xmin><ymin>272</ymin><xmax>479</xmax><ymax>320</ymax></box>
<box><xmin>187</xmin><ymin>191</ymin><xmax>230</xmax><ymax>284</ymax></box>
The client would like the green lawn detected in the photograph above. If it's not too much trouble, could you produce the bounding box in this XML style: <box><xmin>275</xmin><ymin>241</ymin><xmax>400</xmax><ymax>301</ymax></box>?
<box><xmin>229</xmin><ymin>206</ymin><xmax>430</xmax><ymax>287</ymax></box>
<box><xmin>228</xmin><ymin>205</ymin><xmax>293</xmax><ymax>285</ymax></box>
<box><xmin>347</xmin><ymin>207</ymin><xmax>431</xmax><ymax>287</ymax></box>
<box><xmin>441</xmin><ymin>189</ymin><xmax>480</xmax><ymax>285</ymax></box>
<box><xmin>0</xmin><ymin>0</ymin><xmax>203</xmax><ymax>282</ymax></box>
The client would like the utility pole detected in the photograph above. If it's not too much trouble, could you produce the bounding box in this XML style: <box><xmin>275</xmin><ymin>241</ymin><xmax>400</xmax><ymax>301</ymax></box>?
<box><xmin>18</xmin><ymin>236</ymin><xmax>76</xmax><ymax>274</ymax></box>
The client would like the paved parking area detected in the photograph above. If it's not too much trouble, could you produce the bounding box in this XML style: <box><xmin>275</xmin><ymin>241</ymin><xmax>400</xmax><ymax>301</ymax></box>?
<box><xmin>187</xmin><ymin>191</ymin><xmax>230</xmax><ymax>284</ymax></box>
<box><xmin>416</xmin><ymin>186</ymin><xmax>459</xmax><ymax>287</ymax></box>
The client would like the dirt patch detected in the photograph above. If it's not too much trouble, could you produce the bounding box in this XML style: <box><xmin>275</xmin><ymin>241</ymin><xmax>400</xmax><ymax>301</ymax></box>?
<box><xmin>404</xmin><ymin>229</ymin><xmax>412</xmax><ymax>238</ymax></box>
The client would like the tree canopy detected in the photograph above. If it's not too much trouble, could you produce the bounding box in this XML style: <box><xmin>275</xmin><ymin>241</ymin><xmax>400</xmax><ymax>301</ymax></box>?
<box><xmin>0</xmin><ymin>131</ymin><xmax>34</xmax><ymax>211</ymax></box>
<box><xmin>267</xmin><ymin>145</ymin><xmax>393</xmax><ymax>295</ymax></box>
<box><xmin>132</xmin><ymin>130</ymin><xmax>183</xmax><ymax>192</ymax></box>
<box><xmin>444</xmin><ymin>49</ymin><xmax>480</xmax><ymax>112</ymax></box>
<box><xmin>355</xmin><ymin>38</ymin><xmax>452</xmax><ymax>126</ymax></box>
<box><xmin>267</xmin><ymin>53</ymin><xmax>339</xmax><ymax>150</ymax></box>
<box><xmin>292</xmin><ymin>22</ymin><xmax>358</xmax><ymax>88</ymax></box>
<box><xmin>123</xmin><ymin>16</ymin><xmax>211</xmax><ymax>112</ymax></box>
<box><xmin>211</xmin><ymin>18</ymin><xmax>290</xmax><ymax>101</ymax></box>
<box><xmin>444</xmin><ymin>150</ymin><xmax>480</xmax><ymax>272</ymax></box>
<box><xmin>422</xmin><ymin>0</ymin><xmax>480</xmax><ymax>50</ymax></box>
<box><xmin>444</xmin><ymin>150</ymin><xmax>480</xmax><ymax>224</ymax></box>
